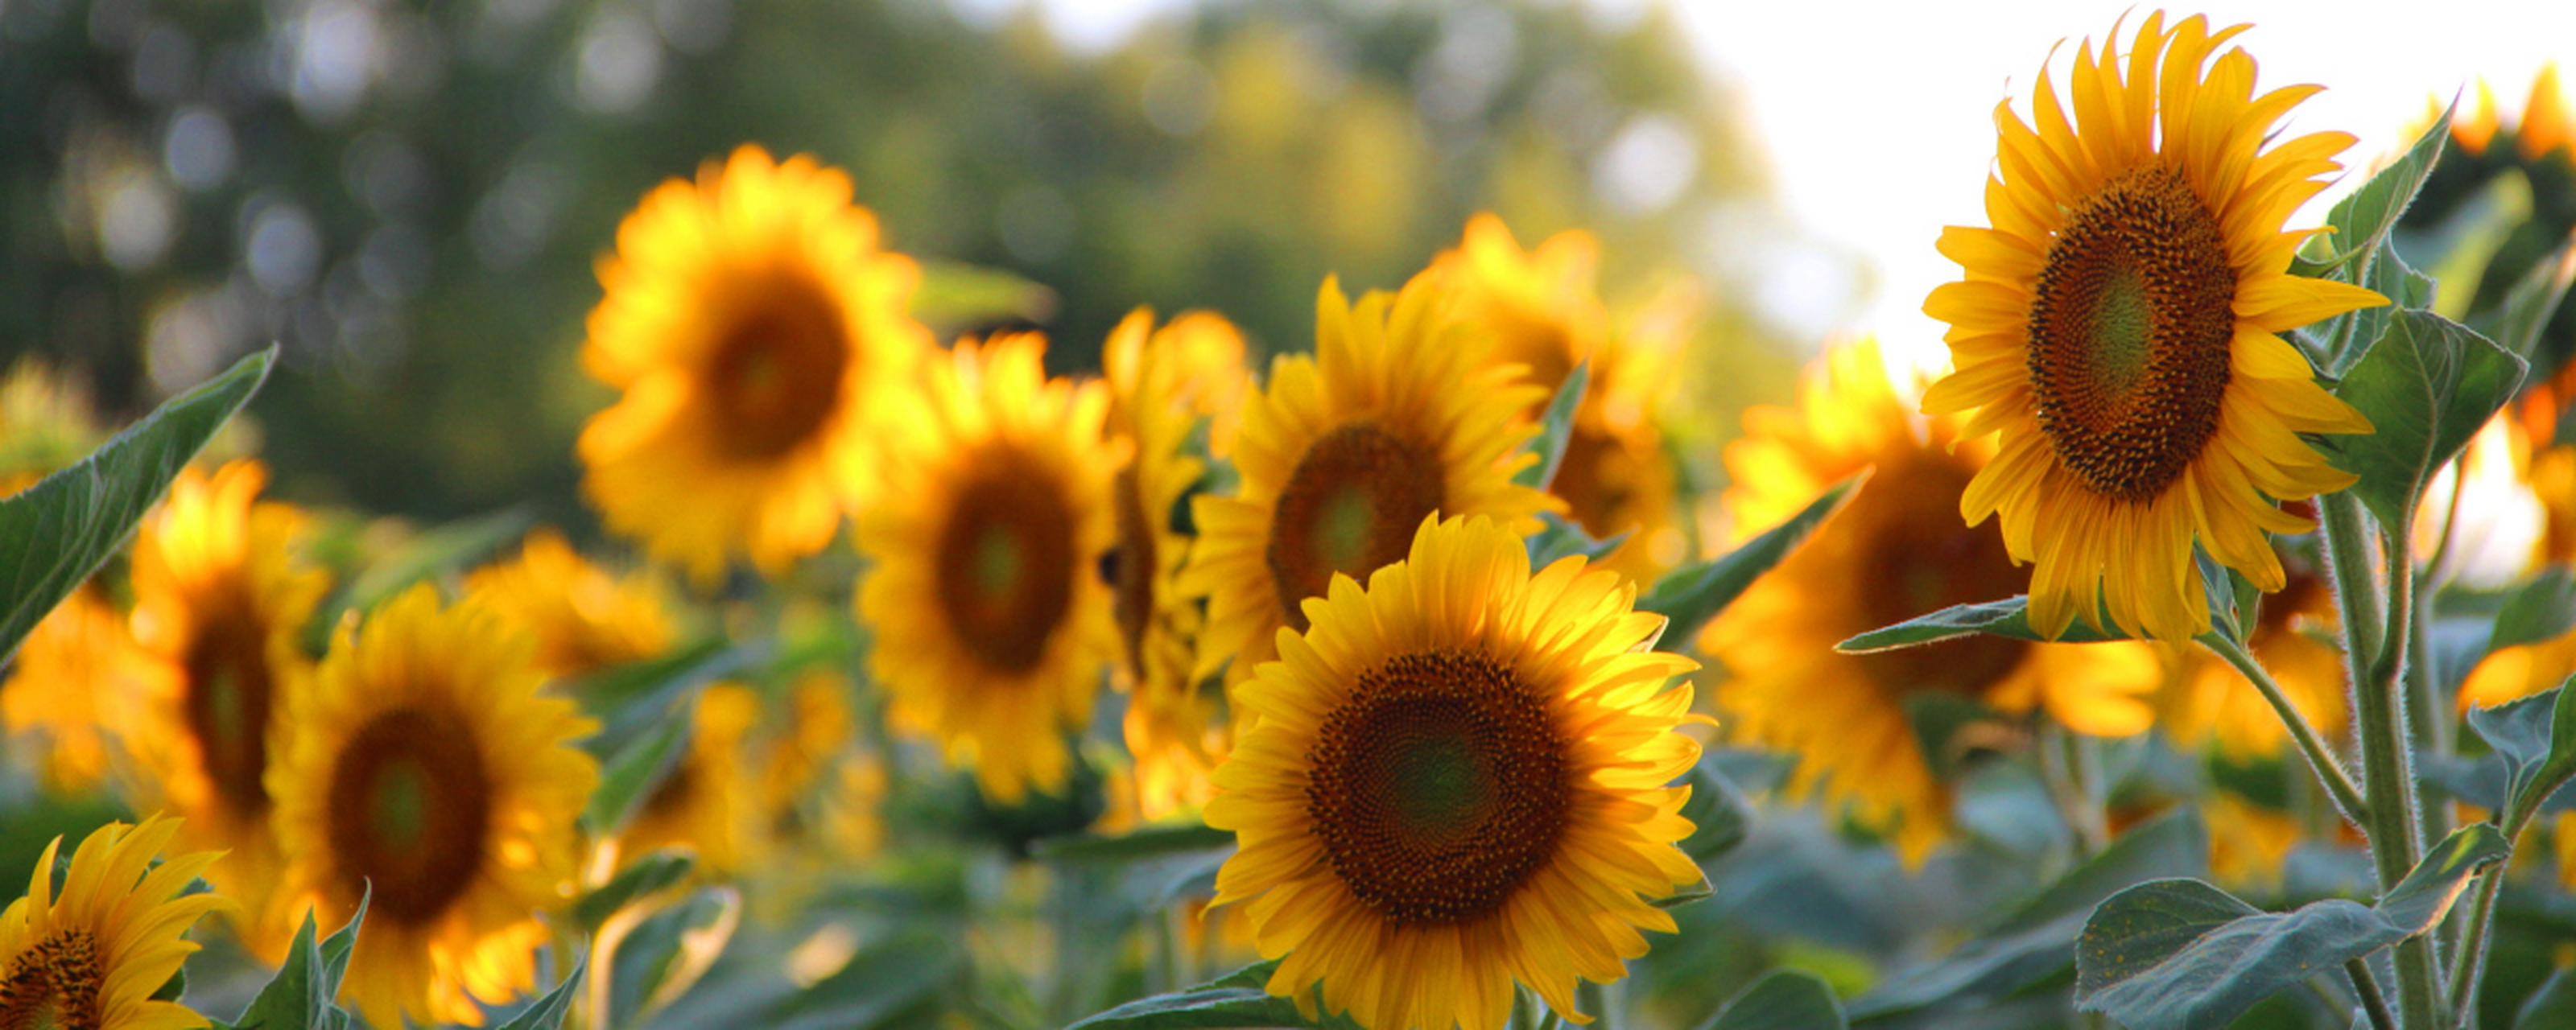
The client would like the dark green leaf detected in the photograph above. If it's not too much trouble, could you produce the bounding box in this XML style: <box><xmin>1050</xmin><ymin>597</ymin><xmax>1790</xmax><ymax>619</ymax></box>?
<box><xmin>2492</xmin><ymin>569</ymin><xmax>2576</xmax><ymax>652</ymax></box>
<box><xmin>1653</xmin><ymin>873</ymin><xmax>1714</xmax><ymax>909</ymax></box>
<box><xmin>1699</xmin><ymin>970</ymin><xmax>1845</xmax><ymax>1030</ymax></box>
<box><xmin>575</xmin><ymin>638</ymin><xmax>753</xmax><ymax>760</ymax></box>
<box><xmin>0</xmin><ymin>347</ymin><xmax>272</xmax><ymax>665</ymax></box>
<box><xmin>762</xmin><ymin>929</ymin><xmax>964</xmax><ymax>1030</ymax></box>
<box><xmin>1835</xmin><ymin>595</ymin><xmax>2130</xmax><ymax>653</ymax></box>
<box><xmin>2196</xmin><ymin>550</ymin><xmax>2259</xmax><ymax>644</ymax></box>
<box><xmin>913</xmin><ymin>261</ymin><xmax>1059</xmax><ymax>327</ymax></box>
<box><xmin>2471</xmin><ymin>240</ymin><xmax>2576</xmax><ymax>365</ymax></box>
<box><xmin>585</xmin><ymin>711</ymin><xmax>692</xmax><ymax>834</ymax></box>
<box><xmin>605</xmin><ymin>887</ymin><xmax>739</xmax><ymax>1027</ymax></box>
<box><xmin>304</xmin><ymin>507</ymin><xmax>531</xmax><ymax>651</ymax></box>
<box><xmin>2294</xmin><ymin>108</ymin><xmax>2449</xmax><ymax>282</ymax></box>
<box><xmin>1641</xmin><ymin>472</ymin><xmax>1863</xmax><ymax>647</ymax></box>
<box><xmin>2516</xmin><ymin>966</ymin><xmax>2576</xmax><ymax>1029</ymax></box>
<box><xmin>572</xmin><ymin>849</ymin><xmax>696</xmax><ymax>933</ymax></box>
<box><xmin>491</xmin><ymin>960</ymin><xmax>585</xmax><ymax>1030</ymax></box>
<box><xmin>2074</xmin><ymin>825</ymin><xmax>2508</xmax><ymax>1030</ymax></box>
<box><xmin>2467</xmin><ymin>682</ymin><xmax>2576</xmax><ymax>828</ymax></box>
<box><xmin>1678</xmin><ymin>755</ymin><xmax>1752</xmax><ymax>863</ymax></box>
<box><xmin>2328</xmin><ymin>309</ymin><xmax>2528</xmax><ymax>529</ymax></box>
<box><xmin>1525</xmin><ymin>512</ymin><xmax>1631</xmax><ymax>568</ymax></box>
<box><xmin>1066</xmin><ymin>959</ymin><xmax>1358</xmax><ymax>1029</ymax></box>
<box><xmin>1030</xmin><ymin>822</ymin><xmax>1235</xmax><ymax>862</ymax></box>
<box><xmin>226</xmin><ymin>888</ymin><xmax>364</xmax><ymax>1030</ymax></box>
<box><xmin>1513</xmin><ymin>361</ymin><xmax>1587</xmax><ymax>490</ymax></box>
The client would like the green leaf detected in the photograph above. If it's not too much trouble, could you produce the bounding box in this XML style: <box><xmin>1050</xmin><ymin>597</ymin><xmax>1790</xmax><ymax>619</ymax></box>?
<box><xmin>585</xmin><ymin>709</ymin><xmax>693</xmax><ymax>834</ymax></box>
<box><xmin>574</xmin><ymin>639</ymin><xmax>755</xmax><ymax>760</ymax></box>
<box><xmin>2074</xmin><ymin>824</ymin><xmax>2509</xmax><ymax>1030</ymax></box>
<box><xmin>2491</xmin><ymin>568</ymin><xmax>2576</xmax><ymax>652</ymax></box>
<box><xmin>1835</xmin><ymin>595</ymin><xmax>2130</xmax><ymax>653</ymax></box>
<box><xmin>2471</xmin><ymin>239</ymin><xmax>2576</xmax><ymax>365</ymax></box>
<box><xmin>226</xmin><ymin>888</ymin><xmax>365</xmax><ymax>1030</ymax></box>
<box><xmin>2516</xmin><ymin>966</ymin><xmax>2576</xmax><ymax>1028</ymax></box>
<box><xmin>604</xmin><ymin>886</ymin><xmax>739</xmax><ymax>1028</ymax></box>
<box><xmin>912</xmin><ymin>261</ymin><xmax>1059</xmax><ymax>327</ymax></box>
<box><xmin>305</xmin><ymin>507</ymin><xmax>532</xmax><ymax>651</ymax></box>
<box><xmin>2196</xmin><ymin>550</ymin><xmax>2259</xmax><ymax>645</ymax></box>
<box><xmin>0</xmin><ymin>347</ymin><xmax>272</xmax><ymax>665</ymax></box>
<box><xmin>1641</xmin><ymin>472</ymin><xmax>1863</xmax><ymax>647</ymax></box>
<box><xmin>2327</xmin><ymin>308</ymin><xmax>2528</xmax><ymax>529</ymax></box>
<box><xmin>1065</xmin><ymin>960</ymin><xmax>1357</xmax><ymax>1029</ymax></box>
<box><xmin>2466</xmin><ymin>682</ymin><xmax>2576</xmax><ymax>827</ymax></box>
<box><xmin>1699</xmin><ymin>970</ymin><xmax>1845</xmax><ymax>1030</ymax></box>
<box><xmin>1030</xmin><ymin>822</ymin><xmax>1235</xmax><ymax>862</ymax></box>
<box><xmin>1513</xmin><ymin>361</ymin><xmax>1587</xmax><ymax>490</ymax></box>
<box><xmin>2293</xmin><ymin>107</ymin><xmax>2449</xmax><ymax>282</ymax></box>
<box><xmin>491</xmin><ymin>960</ymin><xmax>585</xmax><ymax>1030</ymax></box>
<box><xmin>1525</xmin><ymin>512</ymin><xmax>1631</xmax><ymax>568</ymax></box>
<box><xmin>760</xmin><ymin>929</ymin><xmax>964</xmax><ymax>1030</ymax></box>
<box><xmin>1677</xmin><ymin>753</ymin><xmax>1752</xmax><ymax>863</ymax></box>
<box><xmin>572</xmin><ymin>849</ymin><xmax>696</xmax><ymax>933</ymax></box>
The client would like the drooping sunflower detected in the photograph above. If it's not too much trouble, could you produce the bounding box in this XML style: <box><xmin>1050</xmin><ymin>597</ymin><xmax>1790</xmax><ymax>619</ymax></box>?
<box><xmin>0</xmin><ymin>816</ymin><xmax>227</xmax><ymax>1030</ymax></box>
<box><xmin>618</xmin><ymin>682</ymin><xmax>761</xmax><ymax>874</ymax></box>
<box><xmin>855</xmin><ymin>333</ymin><xmax>1125</xmax><ymax>805</ymax></box>
<box><xmin>1100</xmin><ymin>307</ymin><xmax>1250</xmax><ymax>818</ymax></box>
<box><xmin>579</xmin><ymin>145</ymin><xmax>933</xmax><ymax>583</ymax></box>
<box><xmin>1436</xmin><ymin>214</ymin><xmax>1682</xmax><ymax>578</ymax></box>
<box><xmin>464</xmin><ymin>528</ymin><xmax>677</xmax><ymax>680</ymax></box>
<box><xmin>2</xmin><ymin>587</ymin><xmax>154</xmax><ymax>793</ymax></box>
<box><xmin>121</xmin><ymin>459</ymin><xmax>328</xmax><ymax>960</ymax></box>
<box><xmin>1703</xmin><ymin>340</ymin><xmax>2164</xmax><ymax>864</ymax></box>
<box><xmin>2158</xmin><ymin>545</ymin><xmax>2349</xmax><ymax>759</ymax></box>
<box><xmin>1207</xmin><ymin>515</ymin><xmax>1701</xmax><ymax>1030</ymax></box>
<box><xmin>1922</xmin><ymin>11</ymin><xmax>2385</xmax><ymax>644</ymax></box>
<box><xmin>1183</xmin><ymin>271</ymin><xmax>1556</xmax><ymax>691</ymax></box>
<box><xmin>269</xmin><ymin>584</ymin><xmax>599</xmax><ymax>1029</ymax></box>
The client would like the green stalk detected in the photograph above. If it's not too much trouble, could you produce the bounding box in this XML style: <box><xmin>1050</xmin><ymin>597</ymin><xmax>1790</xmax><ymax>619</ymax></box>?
<box><xmin>2351</xmin><ymin>957</ymin><xmax>2401</xmax><ymax>1030</ymax></box>
<box><xmin>2198</xmin><ymin>633</ymin><xmax>2369</xmax><ymax>826</ymax></box>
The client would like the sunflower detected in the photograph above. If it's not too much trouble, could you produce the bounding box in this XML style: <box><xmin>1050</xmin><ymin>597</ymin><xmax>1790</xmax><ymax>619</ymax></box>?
<box><xmin>1183</xmin><ymin>271</ymin><xmax>1556</xmax><ymax>693</ymax></box>
<box><xmin>579</xmin><ymin>145</ymin><xmax>933</xmax><ymax>583</ymax></box>
<box><xmin>269</xmin><ymin>583</ymin><xmax>599</xmax><ymax>1029</ymax></box>
<box><xmin>464</xmin><ymin>528</ymin><xmax>677</xmax><ymax>680</ymax></box>
<box><xmin>2</xmin><ymin>587</ymin><xmax>154</xmax><ymax>793</ymax></box>
<box><xmin>1921</xmin><ymin>12</ymin><xmax>2385</xmax><ymax>644</ymax></box>
<box><xmin>2157</xmin><ymin>546</ymin><xmax>2349</xmax><ymax>759</ymax></box>
<box><xmin>1101</xmin><ymin>307</ymin><xmax>1250</xmax><ymax>818</ymax></box>
<box><xmin>855</xmin><ymin>333</ymin><xmax>1125</xmax><ymax>805</ymax></box>
<box><xmin>1436</xmin><ymin>214</ymin><xmax>1682</xmax><ymax>578</ymax></box>
<box><xmin>1206</xmin><ymin>515</ymin><xmax>1700</xmax><ymax>1030</ymax></box>
<box><xmin>121</xmin><ymin>459</ymin><xmax>328</xmax><ymax>961</ymax></box>
<box><xmin>0</xmin><ymin>816</ymin><xmax>227</xmax><ymax>1030</ymax></box>
<box><xmin>619</xmin><ymin>683</ymin><xmax>761</xmax><ymax>874</ymax></box>
<box><xmin>1703</xmin><ymin>340</ymin><xmax>2163</xmax><ymax>864</ymax></box>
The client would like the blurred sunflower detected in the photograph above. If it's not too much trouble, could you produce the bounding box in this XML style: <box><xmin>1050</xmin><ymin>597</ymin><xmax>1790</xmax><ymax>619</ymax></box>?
<box><xmin>1101</xmin><ymin>307</ymin><xmax>1249</xmax><ymax>819</ymax></box>
<box><xmin>619</xmin><ymin>683</ymin><xmax>761</xmax><ymax>874</ymax></box>
<box><xmin>0</xmin><ymin>816</ymin><xmax>227</xmax><ymax>1030</ymax></box>
<box><xmin>856</xmin><ymin>334</ymin><xmax>1124</xmax><ymax>804</ymax></box>
<box><xmin>464</xmin><ymin>528</ymin><xmax>677</xmax><ymax>679</ymax></box>
<box><xmin>122</xmin><ymin>459</ymin><xmax>328</xmax><ymax>960</ymax></box>
<box><xmin>2</xmin><ymin>587</ymin><xmax>151</xmax><ymax>793</ymax></box>
<box><xmin>1207</xmin><ymin>515</ymin><xmax>1700</xmax><ymax>1030</ymax></box>
<box><xmin>1183</xmin><ymin>272</ymin><xmax>1555</xmax><ymax>692</ymax></box>
<box><xmin>2158</xmin><ymin>550</ymin><xmax>2348</xmax><ymax>759</ymax></box>
<box><xmin>270</xmin><ymin>584</ymin><xmax>599</xmax><ymax>1029</ymax></box>
<box><xmin>0</xmin><ymin>356</ymin><xmax>103</xmax><ymax>485</ymax></box>
<box><xmin>1703</xmin><ymin>340</ymin><xmax>2162</xmax><ymax>864</ymax></box>
<box><xmin>579</xmin><ymin>145</ymin><xmax>933</xmax><ymax>583</ymax></box>
<box><xmin>1437</xmin><ymin>214</ymin><xmax>1682</xmax><ymax>579</ymax></box>
<box><xmin>1921</xmin><ymin>11</ymin><xmax>2383</xmax><ymax>644</ymax></box>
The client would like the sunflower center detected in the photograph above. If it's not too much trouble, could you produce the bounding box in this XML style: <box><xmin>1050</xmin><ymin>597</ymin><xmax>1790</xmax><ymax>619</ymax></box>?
<box><xmin>1304</xmin><ymin>649</ymin><xmax>1568</xmax><ymax>927</ymax></box>
<box><xmin>1266</xmin><ymin>422</ymin><xmax>1444</xmax><ymax>632</ymax></box>
<box><xmin>935</xmin><ymin>447</ymin><xmax>1078</xmax><ymax>674</ymax></box>
<box><xmin>1108</xmin><ymin>467</ymin><xmax>1157</xmax><ymax>678</ymax></box>
<box><xmin>2025</xmin><ymin>165</ymin><xmax>2237</xmax><ymax>503</ymax></box>
<box><xmin>707</xmin><ymin>274</ymin><xmax>849</xmax><ymax>460</ymax></box>
<box><xmin>0</xmin><ymin>929</ymin><xmax>101</xmax><ymax>1030</ymax></box>
<box><xmin>183</xmin><ymin>599</ymin><xmax>275</xmax><ymax>820</ymax></box>
<box><xmin>324</xmin><ymin>705</ymin><xmax>493</xmax><ymax>929</ymax></box>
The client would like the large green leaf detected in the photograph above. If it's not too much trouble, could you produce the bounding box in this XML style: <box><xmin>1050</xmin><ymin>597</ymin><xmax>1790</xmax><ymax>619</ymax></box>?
<box><xmin>1640</xmin><ymin>472</ymin><xmax>1862</xmax><ymax>647</ymax></box>
<box><xmin>584</xmin><ymin>709</ymin><xmax>694</xmax><ymax>834</ymax></box>
<box><xmin>1835</xmin><ymin>595</ymin><xmax>2129</xmax><ymax>653</ymax></box>
<box><xmin>2074</xmin><ymin>824</ymin><xmax>2508</xmax><ymax>1030</ymax></box>
<box><xmin>0</xmin><ymin>347</ymin><xmax>272</xmax><ymax>665</ymax></box>
<box><xmin>760</xmin><ymin>929</ymin><xmax>964</xmax><ymax>1030</ymax></box>
<box><xmin>1065</xmin><ymin>960</ymin><xmax>1357</xmax><ymax>1029</ymax></box>
<box><xmin>2491</xmin><ymin>569</ymin><xmax>2576</xmax><ymax>652</ymax></box>
<box><xmin>2466</xmin><ymin>683</ymin><xmax>2576</xmax><ymax>826</ymax></box>
<box><xmin>304</xmin><ymin>506</ymin><xmax>531</xmax><ymax>650</ymax></box>
<box><xmin>572</xmin><ymin>849</ymin><xmax>697</xmax><ymax>933</ymax></box>
<box><xmin>490</xmin><ymin>961</ymin><xmax>585</xmax><ymax>1030</ymax></box>
<box><xmin>1678</xmin><ymin>754</ymin><xmax>1752</xmax><ymax>863</ymax></box>
<box><xmin>574</xmin><ymin>638</ymin><xmax>755</xmax><ymax>760</ymax></box>
<box><xmin>1700</xmin><ymin>970</ymin><xmax>1845</xmax><ymax>1030</ymax></box>
<box><xmin>1030</xmin><ymin>822</ymin><xmax>1236</xmax><ymax>863</ymax></box>
<box><xmin>2327</xmin><ymin>309</ymin><xmax>2528</xmax><ymax>529</ymax></box>
<box><xmin>2471</xmin><ymin>240</ymin><xmax>2576</xmax><ymax>365</ymax></box>
<box><xmin>225</xmin><ymin>889</ymin><xmax>365</xmax><ymax>1030</ymax></box>
<box><xmin>2517</xmin><ymin>967</ymin><xmax>2576</xmax><ymax>1028</ymax></box>
<box><xmin>1525</xmin><ymin>511</ymin><xmax>1631</xmax><ymax>568</ymax></box>
<box><xmin>604</xmin><ymin>886</ymin><xmax>739</xmax><ymax>1028</ymax></box>
<box><xmin>2293</xmin><ymin>108</ymin><xmax>2448</xmax><ymax>282</ymax></box>
<box><xmin>1513</xmin><ymin>361</ymin><xmax>1587</xmax><ymax>490</ymax></box>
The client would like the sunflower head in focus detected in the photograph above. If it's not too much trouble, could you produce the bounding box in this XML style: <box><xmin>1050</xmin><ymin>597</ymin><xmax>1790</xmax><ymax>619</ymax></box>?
<box><xmin>1183</xmin><ymin>270</ymin><xmax>1557</xmax><ymax>690</ymax></box>
<box><xmin>1921</xmin><ymin>12</ymin><xmax>2384</xmax><ymax>644</ymax></box>
<box><xmin>1206</xmin><ymin>515</ymin><xmax>1700</xmax><ymax>1030</ymax></box>
<box><xmin>3</xmin><ymin>587</ymin><xmax>155</xmax><ymax>793</ymax></box>
<box><xmin>856</xmin><ymin>333</ymin><xmax>1125</xmax><ymax>805</ymax></box>
<box><xmin>270</xmin><ymin>583</ymin><xmax>600</xmax><ymax>1029</ymax></box>
<box><xmin>1102</xmin><ymin>307</ymin><xmax>1250</xmax><ymax>819</ymax></box>
<box><xmin>0</xmin><ymin>816</ymin><xmax>227</xmax><ymax>1030</ymax></box>
<box><xmin>1703</xmin><ymin>340</ymin><xmax>2162</xmax><ymax>864</ymax></box>
<box><xmin>464</xmin><ymin>528</ymin><xmax>677</xmax><ymax>679</ymax></box>
<box><xmin>579</xmin><ymin>144</ymin><xmax>934</xmax><ymax>583</ymax></box>
<box><xmin>1437</xmin><ymin>215</ymin><xmax>1682</xmax><ymax>578</ymax></box>
<box><xmin>2159</xmin><ymin>548</ymin><xmax>2348</xmax><ymax>759</ymax></box>
<box><xmin>122</xmin><ymin>459</ymin><xmax>328</xmax><ymax>959</ymax></box>
<box><xmin>619</xmin><ymin>682</ymin><xmax>762</xmax><ymax>874</ymax></box>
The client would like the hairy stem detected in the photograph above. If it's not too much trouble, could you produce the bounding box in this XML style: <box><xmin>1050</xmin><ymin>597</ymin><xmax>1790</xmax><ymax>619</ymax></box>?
<box><xmin>2198</xmin><ymin>632</ymin><xmax>2370</xmax><ymax>826</ymax></box>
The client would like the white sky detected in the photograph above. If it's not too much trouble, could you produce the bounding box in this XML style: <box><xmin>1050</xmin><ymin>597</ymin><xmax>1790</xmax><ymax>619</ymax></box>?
<box><xmin>970</xmin><ymin>0</ymin><xmax>2576</xmax><ymax>368</ymax></box>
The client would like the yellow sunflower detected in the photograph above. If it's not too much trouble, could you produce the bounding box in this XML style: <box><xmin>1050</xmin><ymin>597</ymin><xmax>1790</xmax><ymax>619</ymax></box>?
<box><xmin>269</xmin><ymin>583</ymin><xmax>599</xmax><ymax>1029</ymax></box>
<box><xmin>2</xmin><ymin>587</ymin><xmax>154</xmax><ymax>793</ymax></box>
<box><xmin>1436</xmin><ymin>214</ymin><xmax>1682</xmax><ymax>579</ymax></box>
<box><xmin>2157</xmin><ymin>547</ymin><xmax>2349</xmax><ymax>759</ymax></box>
<box><xmin>618</xmin><ymin>683</ymin><xmax>761</xmax><ymax>874</ymax></box>
<box><xmin>855</xmin><ymin>333</ymin><xmax>1125</xmax><ymax>804</ymax></box>
<box><xmin>464</xmin><ymin>528</ymin><xmax>677</xmax><ymax>680</ymax></box>
<box><xmin>1921</xmin><ymin>11</ymin><xmax>2385</xmax><ymax>644</ymax></box>
<box><xmin>1703</xmin><ymin>340</ymin><xmax>2163</xmax><ymax>865</ymax></box>
<box><xmin>1101</xmin><ymin>307</ymin><xmax>1251</xmax><ymax>818</ymax></box>
<box><xmin>579</xmin><ymin>144</ymin><xmax>933</xmax><ymax>583</ymax></box>
<box><xmin>1183</xmin><ymin>270</ymin><xmax>1557</xmax><ymax>693</ymax></box>
<box><xmin>0</xmin><ymin>816</ymin><xmax>227</xmax><ymax>1030</ymax></box>
<box><xmin>1206</xmin><ymin>515</ymin><xmax>1700</xmax><ymax>1030</ymax></box>
<box><xmin>122</xmin><ymin>459</ymin><xmax>328</xmax><ymax>961</ymax></box>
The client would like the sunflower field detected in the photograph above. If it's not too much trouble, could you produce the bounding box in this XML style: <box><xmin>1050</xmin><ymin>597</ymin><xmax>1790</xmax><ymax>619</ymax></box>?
<box><xmin>7</xmin><ymin>2</ymin><xmax>2576</xmax><ymax>1029</ymax></box>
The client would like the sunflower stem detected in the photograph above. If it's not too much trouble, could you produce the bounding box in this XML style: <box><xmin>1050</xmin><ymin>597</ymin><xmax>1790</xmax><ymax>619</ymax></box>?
<box><xmin>2197</xmin><ymin>632</ymin><xmax>2369</xmax><ymax>827</ymax></box>
<box><xmin>1577</xmin><ymin>978</ymin><xmax>1613</xmax><ymax>1030</ymax></box>
<box><xmin>2443</xmin><ymin>859</ymin><xmax>2506</xmax><ymax>1028</ymax></box>
<box><xmin>2351</xmin><ymin>957</ymin><xmax>2401</xmax><ymax>1030</ymax></box>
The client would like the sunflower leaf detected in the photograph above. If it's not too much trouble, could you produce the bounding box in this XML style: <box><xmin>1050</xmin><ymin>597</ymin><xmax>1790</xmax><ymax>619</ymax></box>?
<box><xmin>2491</xmin><ymin>568</ymin><xmax>2576</xmax><ymax>652</ymax></box>
<box><xmin>1835</xmin><ymin>595</ymin><xmax>2132</xmax><ymax>653</ymax></box>
<box><xmin>913</xmin><ymin>260</ymin><xmax>1059</xmax><ymax>328</ymax></box>
<box><xmin>585</xmin><ymin>707</ymin><xmax>695</xmax><ymax>834</ymax></box>
<box><xmin>2516</xmin><ymin>967</ymin><xmax>2576</xmax><ymax>1028</ymax></box>
<box><xmin>754</xmin><ymin>929</ymin><xmax>964</xmax><ymax>1030</ymax></box>
<box><xmin>1031</xmin><ymin>822</ymin><xmax>1236</xmax><ymax>862</ymax></box>
<box><xmin>1641</xmin><ymin>471</ymin><xmax>1864</xmax><ymax>647</ymax></box>
<box><xmin>1513</xmin><ymin>360</ymin><xmax>1587</xmax><ymax>490</ymax></box>
<box><xmin>1702</xmin><ymin>970</ymin><xmax>1847</xmax><ymax>1030</ymax></box>
<box><xmin>2471</xmin><ymin>239</ymin><xmax>2576</xmax><ymax>368</ymax></box>
<box><xmin>2293</xmin><ymin>105</ymin><xmax>2449</xmax><ymax>282</ymax></box>
<box><xmin>493</xmin><ymin>959</ymin><xmax>586</xmax><ymax>1030</ymax></box>
<box><xmin>1065</xmin><ymin>958</ymin><xmax>1360</xmax><ymax>1029</ymax></box>
<box><xmin>2467</xmin><ymin>682</ymin><xmax>2576</xmax><ymax>828</ymax></box>
<box><xmin>2326</xmin><ymin>308</ymin><xmax>2528</xmax><ymax>529</ymax></box>
<box><xmin>303</xmin><ymin>505</ymin><xmax>532</xmax><ymax>653</ymax></box>
<box><xmin>2073</xmin><ymin>824</ymin><xmax>2507</xmax><ymax>1030</ymax></box>
<box><xmin>604</xmin><ymin>886</ymin><xmax>740</xmax><ymax>1028</ymax></box>
<box><xmin>0</xmin><ymin>346</ymin><xmax>271</xmax><ymax>667</ymax></box>
<box><xmin>573</xmin><ymin>849</ymin><xmax>697</xmax><ymax>933</ymax></box>
<box><xmin>225</xmin><ymin>887</ymin><xmax>364</xmax><ymax>1030</ymax></box>
<box><xmin>1525</xmin><ymin>511</ymin><xmax>1631</xmax><ymax>567</ymax></box>
<box><xmin>1678</xmin><ymin>756</ymin><xmax>1752</xmax><ymax>863</ymax></box>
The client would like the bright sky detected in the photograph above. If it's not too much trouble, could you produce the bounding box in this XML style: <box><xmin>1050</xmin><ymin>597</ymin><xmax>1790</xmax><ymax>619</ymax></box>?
<box><xmin>972</xmin><ymin>0</ymin><xmax>2576</xmax><ymax>368</ymax></box>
